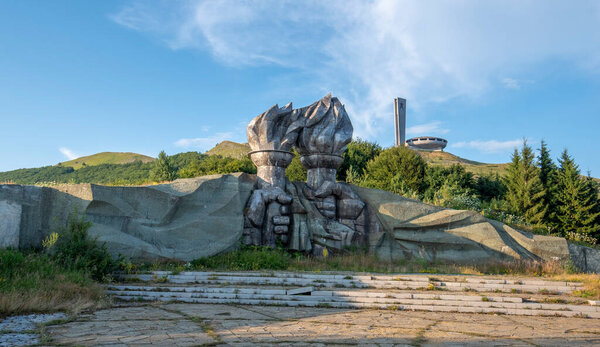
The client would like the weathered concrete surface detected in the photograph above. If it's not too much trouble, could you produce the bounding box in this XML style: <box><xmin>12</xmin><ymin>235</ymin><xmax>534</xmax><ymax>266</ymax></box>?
<box><xmin>45</xmin><ymin>303</ymin><xmax>600</xmax><ymax>346</ymax></box>
<box><xmin>352</xmin><ymin>185</ymin><xmax>599</xmax><ymax>272</ymax></box>
<box><xmin>569</xmin><ymin>242</ymin><xmax>600</xmax><ymax>273</ymax></box>
<box><xmin>0</xmin><ymin>184</ymin><xmax>89</xmax><ymax>249</ymax></box>
<box><xmin>0</xmin><ymin>199</ymin><xmax>21</xmax><ymax>248</ymax></box>
<box><xmin>0</xmin><ymin>173</ymin><xmax>255</xmax><ymax>261</ymax></box>
<box><xmin>2</xmin><ymin>173</ymin><xmax>599</xmax><ymax>272</ymax></box>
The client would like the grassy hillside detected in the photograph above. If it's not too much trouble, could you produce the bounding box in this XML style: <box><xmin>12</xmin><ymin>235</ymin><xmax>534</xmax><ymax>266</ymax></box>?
<box><xmin>206</xmin><ymin>141</ymin><xmax>251</xmax><ymax>159</ymax></box>
<box><xmin>60</xmin><ymin>152</ymin><xmax>155</xmax><ymax>169</ymax></box>
<box><xmin>415</xmin><ymin>150</ymin><xmax>509</xmax><ymax>177</ymax></box>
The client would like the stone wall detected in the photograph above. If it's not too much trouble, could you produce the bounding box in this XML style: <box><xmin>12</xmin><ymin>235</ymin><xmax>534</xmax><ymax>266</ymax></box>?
<box><xmin>1</xmin><ymin>175</ymin><xmax>599</xmax><ymax>272</ymax></box>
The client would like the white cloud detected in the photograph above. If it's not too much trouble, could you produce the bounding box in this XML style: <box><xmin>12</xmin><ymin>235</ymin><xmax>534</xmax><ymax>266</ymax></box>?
<box><xmin>59</xmin><ymin>147</ymin><xmax>80</xmax><ymax>160</ymax></box>
<box><xmin>406</xmin><ymin>121</ymin><xmax>449</xmax><ymax>136</ymax></box>
<box><xmin>111</xmin><ymin>0</ymin><xmax>600</xmax><ymax>139</ymax></box>
<box><xmin>174</xmin><ymin>132</ymin><xmax>234</xmax><ymax>152</ymax></box>
<box><xmin>501</xmin><ymin>78</ymin><xmax>520</xmax><ymax>90</ymax></box>
<box><xmin>451</xmin><ymin>139</ymin><xmax>523</xmax><ymax>153</ymax></box>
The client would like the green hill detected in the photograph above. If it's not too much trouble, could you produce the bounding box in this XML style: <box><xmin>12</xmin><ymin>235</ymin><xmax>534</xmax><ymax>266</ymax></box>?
<box><xmin>415</xmin><ymin>150</ymin><xmax>509</xmax><ymax>177</ymax></box>
<box><xmin>206</xmin><ymin>141</ymin><xmax>251</xmax><ymax>159</ymax></box>
<box><xmin>60</xmin><ymin>152</ymin><xmax>155</xmax><ymax>169</ymax></box>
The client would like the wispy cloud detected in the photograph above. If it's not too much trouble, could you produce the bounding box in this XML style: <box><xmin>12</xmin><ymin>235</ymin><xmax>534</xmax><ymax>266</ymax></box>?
<box><xmin>111</xmin><ymin>1</ymin><xmax>600</xmax><ymax>139</ymax></box>
<box><xmin>451</xmin><ymin>139</ymin><xmax>523</xmax><ymax>153</ymax></box>
<box><xmin>501</xmin><ymin>78</ymin><xmax>521</xmax><ymax>90</ymax></box>
<box><xmin>406</xmin><ymin>121</ymin><xmax>449</xmax><ymax>136</ymax></box>
<box><xmin>174</xmin><ymin>132</ymin><xmax>234</xmax><ymax>152</ymax></box>
<box><xmin>59</xmin><ymin>147</ymin><xmax>80</xmax><ymax>160</ymax></box>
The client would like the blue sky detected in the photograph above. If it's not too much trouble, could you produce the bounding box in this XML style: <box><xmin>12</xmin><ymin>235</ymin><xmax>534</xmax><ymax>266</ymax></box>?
<box><xmin>1</xmin><ymin>1</ymin><xmax>599</xmax><ymax>176</ymax></box>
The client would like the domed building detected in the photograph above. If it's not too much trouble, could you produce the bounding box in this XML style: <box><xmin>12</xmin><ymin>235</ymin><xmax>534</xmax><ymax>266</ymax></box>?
<box><xmin>405</xmin><ymin>136</ymin><xmax>447</xmax><ymax>151</ymax></box>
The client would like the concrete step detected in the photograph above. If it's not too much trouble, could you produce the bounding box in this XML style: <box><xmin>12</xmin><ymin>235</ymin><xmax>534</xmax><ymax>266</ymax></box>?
<box><xmin>108</xmin><ymin>285</ymin><xmax>523</xmax><ymax>303</ymax></box>
<box><xmin>111</xmin><ymin>293</ymin><xmax>600</xmax><ymax>319</ymax></box>
<box><xmin>140</xmin><ymin>271</ymin><xmax>583</xmax><ymax>288</ymax></box>
<box><xmin>108</xmin><ymin>284</ymin><xmax>600</xmax><ymax>318</ymax></box>
<box><xmin>119</xmin><ymin>272</ymin><xmax>581</xmax><ymax>294</ymax></box>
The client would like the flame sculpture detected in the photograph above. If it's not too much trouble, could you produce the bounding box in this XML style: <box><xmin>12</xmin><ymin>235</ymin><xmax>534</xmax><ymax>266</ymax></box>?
<box><xmin>295</xmin><ymin>94</ymin><xmax>353</xmax><ymax>191</ymax></box>
<box><xmin>246</xmin><ymin>102</ymin><xmax>304</xmax><ymax>188</ymax></box>
<box><xmin>243</xmin><ymin>94</ymin><xmax>365</xmax><ymax>251</ymax></box>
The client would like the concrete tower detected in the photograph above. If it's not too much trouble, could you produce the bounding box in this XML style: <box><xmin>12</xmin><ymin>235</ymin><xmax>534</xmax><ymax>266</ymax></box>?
<box><xmin>394</xmin><ymin>97</ymin><xmax>406</xmax><ymax>147</ymax></box>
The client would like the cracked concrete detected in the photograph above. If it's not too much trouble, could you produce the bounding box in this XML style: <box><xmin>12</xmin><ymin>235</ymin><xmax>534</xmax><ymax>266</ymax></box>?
<box><xmin>43</xmin><ymin>303</ymin><xmax>600</xmax><ymax>346</ymax></box>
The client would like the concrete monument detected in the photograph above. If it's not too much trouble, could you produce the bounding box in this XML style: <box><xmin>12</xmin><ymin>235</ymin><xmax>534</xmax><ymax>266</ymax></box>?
<box><xmin>243</xmin><ymin>95</ymin><xmax>372</xmax><ymax>255</ymax></box>
<box><xmin>1</xmin><ymin>94</ymin><xmax>600</xmax><ymax>272</ymax></box>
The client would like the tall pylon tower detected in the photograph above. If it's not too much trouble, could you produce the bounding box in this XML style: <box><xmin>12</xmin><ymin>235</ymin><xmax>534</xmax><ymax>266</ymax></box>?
<box><xmin>394</xmin><ymin>97</ymin><xmax>406</xmax><ymax>147</ymax></box>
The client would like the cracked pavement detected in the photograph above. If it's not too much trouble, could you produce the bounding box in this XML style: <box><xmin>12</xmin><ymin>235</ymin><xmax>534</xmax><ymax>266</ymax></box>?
<box><xmin>44</xmin><ymin>302</ymin><xmax>600</xmax><ymax>346</ymax></box>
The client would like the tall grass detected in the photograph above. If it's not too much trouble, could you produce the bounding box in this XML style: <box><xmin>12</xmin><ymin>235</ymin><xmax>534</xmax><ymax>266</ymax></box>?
<box><xmin>0</xmin><ymin>249</ymin><xmax>108</xmax><ymax>316</ymax></box>
<box><xmin>0</xmin><ymin>213</ymin><xmax>117</xmax><ymax>316</ymax></box>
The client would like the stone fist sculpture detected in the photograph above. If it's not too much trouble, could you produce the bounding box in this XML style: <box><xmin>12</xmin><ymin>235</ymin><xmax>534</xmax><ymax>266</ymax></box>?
<box><xmin>244</xmin><ymin>186</ymin><xmax>292</xmax><ymax>247</ymax></box>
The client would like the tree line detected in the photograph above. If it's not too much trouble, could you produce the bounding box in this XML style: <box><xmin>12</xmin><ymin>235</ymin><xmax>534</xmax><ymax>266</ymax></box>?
<box><xmin>321</xmin><ymin>139</ymin><xmax>599</xmax><ymax>246</ymax></box>
<box><xmin>0</xmin><ymin>151</ymin><xmax>256</xmax><ymax>185</ymax></box>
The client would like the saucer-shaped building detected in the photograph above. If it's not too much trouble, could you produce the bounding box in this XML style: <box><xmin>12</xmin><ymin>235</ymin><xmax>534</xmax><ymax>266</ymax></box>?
<box><xmin>405</xmin><ymin>136</ymin><xmax>447</xmax><ymax>151</ymax></box>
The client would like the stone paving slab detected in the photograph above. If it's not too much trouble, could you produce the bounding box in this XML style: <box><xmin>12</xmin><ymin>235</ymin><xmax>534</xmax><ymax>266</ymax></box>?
<box><xmin>45</xmin><ymin>303</ymin><xmax>600</xmax><ymax>346</ymax></box>
<box><xmin>47</xmin><ymin>306</ymin><xmax>214</xmax><ymax>346</ymax></box>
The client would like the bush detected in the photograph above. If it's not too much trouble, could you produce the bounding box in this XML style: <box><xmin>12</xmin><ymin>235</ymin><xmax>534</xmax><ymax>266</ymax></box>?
<box><xmin>191</xmin><ymin>245</ymin><xmax>291</xmax><ymax>271</ymax></box>
<box><xmin>51</xmin><ymin>213</ymin><xmax>118</xmax><ymax>282</ymax></box>
<box><xmin>337</xmin><ymin>139</ymin><xmax>382</xmax><ymax>182</ymax></box>
<box><xmin>423</xmin><ymin>164</ymin><xmax>475</xmax><ymax>203</ymax></box>
<box><xmin>362</xmin><ymin>146</ymin><xmax>427</xmax><ymax>195</ymax></box>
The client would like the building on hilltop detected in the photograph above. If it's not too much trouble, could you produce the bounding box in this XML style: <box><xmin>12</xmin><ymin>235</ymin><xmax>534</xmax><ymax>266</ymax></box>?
<box><xmin>394</xmin><ymin>97</ymin><xmax>448</xmax><ymax>151</ymax></box>
<box><xmin>405</xmin><ymin>136</ymin><xmax>448</xmax><ymax>151</ymax></box>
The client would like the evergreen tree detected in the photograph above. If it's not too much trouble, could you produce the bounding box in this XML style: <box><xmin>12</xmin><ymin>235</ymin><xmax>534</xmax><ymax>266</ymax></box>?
<box><xmin>555</xmin><ymin>150</ymin><xmax>600</xmax><ymax>237</ymax></box>
<box><xmin>583</xmin><ymin>171</ymin><xmax>600</xmax><ymax>240</ymax></box>
<box><xmin>151</xmin><ymin>150</ymin><xmax>176</xmax><ymax>182</ymax></box>
<box><xmin>537</xmin><ymin>140</ymin><xmax>558</xmax><ymax>225</ymax></box>
<box><xmin>285</xmin><ymin>150</ymin><xmax>307</xmax><ymax>182</ymax></box>
<box><xmin>503</xmin><ymin>140</ymin><xmax>546</xmax><ymax>224</ymax></box>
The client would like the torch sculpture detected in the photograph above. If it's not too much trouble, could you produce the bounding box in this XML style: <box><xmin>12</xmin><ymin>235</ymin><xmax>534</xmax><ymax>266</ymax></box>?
<box><xmin>295</xmin><ymin>95</ymin><xmax>367</xmax><ymax>239</ymax></box>
<box><xmin>244</xmin><ymin>102</ymin><xmax>304</xmax><ymax>247</ymax></box>
<box><xmin>243</xmin><ymin>94</ymin><xmax>369</xmax><ymax>252</ymax></box>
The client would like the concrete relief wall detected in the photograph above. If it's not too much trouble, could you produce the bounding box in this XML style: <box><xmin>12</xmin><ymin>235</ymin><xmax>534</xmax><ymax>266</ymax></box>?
<box><xmin>1</xmin><ymin>95</ymin><xmax>599</xmax><ymax>273</ymax></box>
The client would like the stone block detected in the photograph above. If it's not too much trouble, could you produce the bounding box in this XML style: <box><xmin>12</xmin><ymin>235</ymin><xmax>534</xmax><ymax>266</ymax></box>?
<box><xmin>287</xmin><ymin>287</ymin><xmax>314</xmax><ymax>295</ymax></box>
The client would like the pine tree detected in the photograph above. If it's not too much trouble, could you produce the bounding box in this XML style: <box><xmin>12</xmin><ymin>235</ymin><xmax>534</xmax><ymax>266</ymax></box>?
<box><xmin>555</xmin><ymin>150</ymin><xmax>600</xmax><ymax>237</ymax></box>
<box><xmin>151</xmin><ymin>150</ymin><xmax>176</xmax><ymax>182</ymax></box>
<box><xmin>583</xmin><ymin>171</ymin><xmax>600</xmax><ymax>240</ymax></box>
<box><xmin>537</xmin><ymin>140</ymin><xmax>558</xmax><ymax>225</ymax></box>
<box><xmin>503</xmin><ymin>140</ymin><xmax>546</xmax><ymax>225</ymax></box>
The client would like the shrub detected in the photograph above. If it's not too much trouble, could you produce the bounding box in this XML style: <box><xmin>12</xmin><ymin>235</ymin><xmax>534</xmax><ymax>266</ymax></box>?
<box><xmin>51</xmin><ymin>213</ymin><xmax>118</xmax><ymax>282</ymax></box>
<box><xmin>337</xmin><ymin>139</ymin><xmax>382</xmax><ymax>181</ymax></box>
<box><xmin>362</xmin><ymin>146</ymin><xmax>427</xmax><ymax>196</ymax></box>
<box><xmin>191</xmin><ymin>245</ymin><xmax>291</xmax><ymax>271</ymax></box>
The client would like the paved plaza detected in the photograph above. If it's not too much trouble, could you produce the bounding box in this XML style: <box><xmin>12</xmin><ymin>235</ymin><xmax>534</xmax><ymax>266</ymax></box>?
<box><xmin>45</xmin><ymin>302</ymin><xmax>600</xmax><ymax>346</ymax></box>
